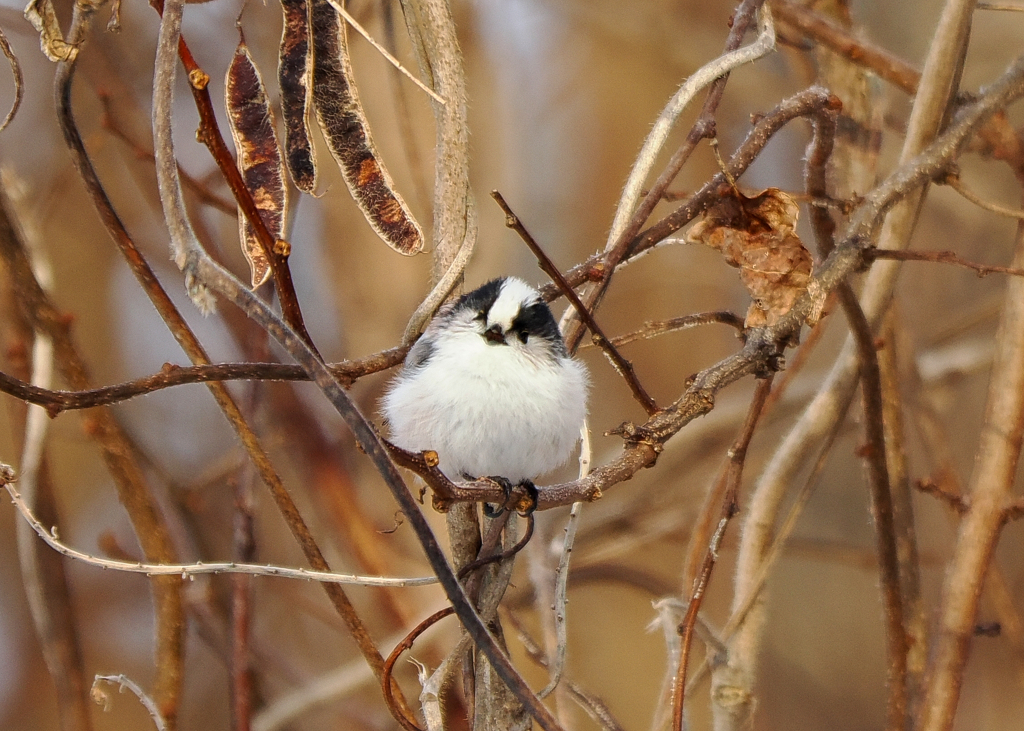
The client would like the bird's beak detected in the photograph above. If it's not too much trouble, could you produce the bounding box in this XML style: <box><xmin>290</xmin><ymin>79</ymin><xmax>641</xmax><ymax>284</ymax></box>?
<box><xmin>483</xmin><ymin>325</ymin><xmax>506</xmax><ymax>345</ymax></box>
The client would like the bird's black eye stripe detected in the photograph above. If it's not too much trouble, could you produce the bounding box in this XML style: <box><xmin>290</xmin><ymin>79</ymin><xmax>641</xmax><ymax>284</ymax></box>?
<box><xmin>511</xmin><ymin>302</ymin><xmax>564</xmax><ymax>351</ymax></box>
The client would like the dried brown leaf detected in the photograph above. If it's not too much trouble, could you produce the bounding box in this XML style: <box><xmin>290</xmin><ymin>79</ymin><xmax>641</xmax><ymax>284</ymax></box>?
<box><xmin>278</xmin><ymin>0</ymin><xmax>317</xmax><ymax>193</ymax></box>
<box><xmin>688</xmin><ymin>187</ymin><xmax>813</xmax><ymax>328</ymax></box>
<box><xmin>23</xmin><ymin>0</ymin><xmax>77</xmax><ymax>63</ymax></box>
<box><xmin>226</xmin><ymin>37</ymin><xmax>287</xmax><ymax>288</ymax></box>
<box><xmin>310</xmin><ymin>0</ymin><xmax>424</xmax><ymax>255</ymax></box>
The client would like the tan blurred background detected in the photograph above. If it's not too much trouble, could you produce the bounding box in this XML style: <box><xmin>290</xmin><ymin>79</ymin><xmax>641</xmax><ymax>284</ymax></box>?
<box><xmin>1</xmin><ymin>0</ymin><xmax>1023</xmax><ymax>729</ymax></box>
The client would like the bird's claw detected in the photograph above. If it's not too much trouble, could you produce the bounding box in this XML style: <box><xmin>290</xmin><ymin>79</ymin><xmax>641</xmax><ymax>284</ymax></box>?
<box><xmin>483</xmin><ymin>477</ymin><xmax>538</xmax><ymax>517</ymax></box>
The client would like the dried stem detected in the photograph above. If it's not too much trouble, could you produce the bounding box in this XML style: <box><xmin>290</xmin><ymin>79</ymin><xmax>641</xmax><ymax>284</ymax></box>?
<box><xmin>92</xmin><ymin>675</ymin><xmax>168</xmax><ymax>731</ymax></box>
<box><xmin>398</xmin><ymin>0</ymin><xmax>477</xmax><ymax>340</ymax></box>
<box><xmin>0</xmin><ymin>348</ymin><xmax>407</xmax><ymax>413</ymax></box>
<box><xmin>804</xmin><ymin>88</ymin><xmax>907</xmax><ymax>729</ymax></box>
<box><xmin>2</xmin><ymin>474</ymin><xmax>436</xmax><ymax>586</ymax></box>
<box><xmin>382</xmin><ymin>607</ymin><xmax>456</xmax><ymax>731</ymax></box>
<box><xmin>916</xmin><ymin>210</ymin><xmax>1024</xmax><ymax>731</ymax></box>
<box><xmin>838</xmin><ymin>286</ymin><xmax>909</xmax><ymax>730</ymax></box>
<box><xmin>866</xmin><ymin>247</ymin><xmax>1024</xmax><ymax>277</ymax></box>
<box><xmin>1</xmin><ymin>195</ymin><xmax>93</xmax><ymax>731</ymax></box>
<box><xmin>50</xmin><ymin>11</ymin><xmax>190</xmax><ymax>717</ymax></box>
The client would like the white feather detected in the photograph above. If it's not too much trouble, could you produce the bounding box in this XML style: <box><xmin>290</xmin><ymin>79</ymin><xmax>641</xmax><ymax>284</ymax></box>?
<box><xmin>383</xmin><ymin>277</ymin><xmax>589</xmax><ymax>483</ymax></box>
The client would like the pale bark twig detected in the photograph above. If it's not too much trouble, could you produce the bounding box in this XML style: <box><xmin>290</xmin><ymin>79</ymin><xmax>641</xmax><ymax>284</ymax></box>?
<box><xmin>916</xmin><ymin>213</ymin><xmax>1024</xmax><ymax>731</ymax></box>
<box><xmin>92</xmin><ymin>675</ymin><xmax>168</xmax><ymax>731</ymax></box>
<box><xmin>2</xmin><ymin>475</ymin><xmax>437</xmax><ymax>585</ymax></box>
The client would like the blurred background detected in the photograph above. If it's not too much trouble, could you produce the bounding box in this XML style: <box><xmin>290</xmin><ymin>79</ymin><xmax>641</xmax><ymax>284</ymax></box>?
<box><xmin>1</xmin><ymin>0</ymin><xmax>1024</xmax><ymax>729</ymax></box>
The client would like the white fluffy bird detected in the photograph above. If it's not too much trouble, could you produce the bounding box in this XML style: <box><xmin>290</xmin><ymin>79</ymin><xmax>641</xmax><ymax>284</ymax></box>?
<box><xmin>382</xmin><ymin>277</ymin><xmax>589</xmax><ymax>501</ymax></box>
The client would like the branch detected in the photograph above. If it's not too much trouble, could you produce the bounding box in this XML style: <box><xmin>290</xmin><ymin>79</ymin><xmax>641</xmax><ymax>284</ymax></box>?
<box><xmin>149</xmin><ymin>0</ymin><xmax>315</xmax><ymax>346</ymax></box>
<box><xmin>491</xmin><ymin>189</ymin><xmax>658</xmax><ymax>414</ymax></box>
<box><xmin>1</xmin><ymin>468</ymin><xmax>436</xmax><ymax>587</ymax></box>
<box><xmin>92</xmin><ymin>675</ymin><xmax>167</xmax><ymax>731</ymax></box>
<box><xmin>866</xmin><ymin>247</ymin><xmax>1024</xmax><ymax>277</ymax></box>
<box><xmin>674</xmin><ymin>377</ymin><xmax>772</xmax><ymax>731</ymax></box>
<box><xmin>916</xmin><ymin>207</ymin><xmax>1024</xmax><ymax>731</ymax></box>
<box><xmin>563</xmin><ymin>0</ymin><xmax>774</xmax><ymax>350</ymax></box>
<box><xmin>0</xmin><ymin>347</ymin><xmax>408</xmax><ymax>413</ymax></box>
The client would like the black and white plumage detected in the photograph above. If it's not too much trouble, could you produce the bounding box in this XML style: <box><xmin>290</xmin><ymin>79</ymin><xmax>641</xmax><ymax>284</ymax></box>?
<box><xmin>382</xmin><ymin>277</ymin><xmax>589</xmax><ymax>488</ymax></box>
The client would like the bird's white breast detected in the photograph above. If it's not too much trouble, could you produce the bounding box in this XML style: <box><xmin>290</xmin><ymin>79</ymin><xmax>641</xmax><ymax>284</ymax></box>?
<box><xmin>383</xmin><ymin>329</ymin><xmax>587</xmax><ymax>483</ymax></box>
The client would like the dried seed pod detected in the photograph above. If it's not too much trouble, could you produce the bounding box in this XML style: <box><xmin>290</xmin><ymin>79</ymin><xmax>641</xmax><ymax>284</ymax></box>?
<box><xmin>226</xmin><ymin>37</ymin><xmax>287</xmax><ymax>288</ymax></box>
<box><xmin>278</xmin><ymin>0</ymin><xmax>317</xmax><ymax>192</ymax></box>
<box><xmin>310</xmin><ymin>0</ymin><xmax>423</xmax><ymax>254</ymax></box>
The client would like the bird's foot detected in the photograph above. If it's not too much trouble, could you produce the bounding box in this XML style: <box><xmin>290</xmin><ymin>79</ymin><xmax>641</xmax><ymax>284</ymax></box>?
<box><xmin>483</xmin><ymin>477</ymin><xmax>538</xmax><ymax>517</ymax></box>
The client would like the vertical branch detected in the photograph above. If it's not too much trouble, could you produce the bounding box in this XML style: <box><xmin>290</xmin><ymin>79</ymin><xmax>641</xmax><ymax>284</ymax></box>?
<box><xmin>0</xmin><ymin>190</ymin><xmax>93</xmax><ymax>731</ymax></box>
<box><xmin>676</xmin><ymin>378</ymin><xmax>773</xmax><ymax>731</ymax></box>
<box><xmin>399</xmin><ymin>0</ymin><xmax>477</xmax><ymax>340</ymax></box>
<box><xmin>879</xmin><ymin>317</ymin><xmax>928</xmax><ymax>699</ymax></box>
<box><xmin>917</xmin><ymin>212</ymin><xmax>1024</xmax><ymax>731</ymax></box>
<box><xmin>724</xmin><ymin>4</ymin><xmax>979</xmax><ymax>728</ymax></box>
<box><xmin>837</xmin><ymin>288</ymin><xmax>909</xmax><ymax>731</ymax></box>
<box><xmin>230</xmin><ymin>417</ymin><xmax>260</xmax><ymax>731</ymax></box>
<box><xmin>804</xmin><ymin>95</ymin><xmax>908</xmax><ymax>730</ymax></box>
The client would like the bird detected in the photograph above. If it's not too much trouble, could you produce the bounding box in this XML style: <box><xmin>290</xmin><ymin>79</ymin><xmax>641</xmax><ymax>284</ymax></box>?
<box><xmin>382</xmin><ymin>277</ymin><xmax>589</xmax><ymax>511</ymax></box>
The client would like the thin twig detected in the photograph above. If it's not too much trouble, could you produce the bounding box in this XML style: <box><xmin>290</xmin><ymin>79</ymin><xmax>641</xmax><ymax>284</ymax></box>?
<box><xmin>0</xmin><ymin>347</ymin><xmax>408</xmax><ymax>413</ymax></box>
<box><xmin>838</xmin><ymin>286</ymin><xmax>909</xmax><ymax>730</ymax></box>
<box><xmin>537</xmin><ymin>422</ymin><xmax>592</xmax><ymax>702</ymax></box>
<box><xmin>506</xmin><ymin>611</ymin><xmax>627</xmax><ymax>731</ymax></box>
<box><xmin>1</xmin><ymin>472</ymin><xmax>437</xmax><ymax>586</ymax></box>
<box><xmin>328</xmin><ymin>0</ymin><xmax>444</xmax><ymax>104</ymax></box>
<box><xmin>0</xmin><ymin>177</ymin><xmax>94</xmax><ymax>731</ymax></box>
<box><xmin>804</xmin><ymin>87</ymin><xmax>908</xmax><ymax>728</ymax></box>
<box><xmin>945</xmin><ymin>172</ymin><xmax>1024</xmax><ymax>219</ymax></box>
<box><xmin>491</xmin><ymin>189</ymin><xmax>658</xmax><ymax>414</ymax></box>
<box><xmin>97</xmin><ymin>91</ymin><xmax>236</xmax><ymax>216</ymax></box>
<box><xmin>564</xmin><ymin>0</ymin><xmax>775</xmax><ymax>351</ymax></box>
<box><xmin>600</xmin><ymin>311</ymin><xmax>746</xmax><ymax>348</ymax></box>
<box><xmin>674</xmin><ymin>377</ymin><xmax>772</xmax><ymax>731</ymax></box>
<box><xmin>866</xmin><ymin>247</ymin><xmax>1024</xmax><ymax>277</ymax></box>
<box><xmin>0</xmin><ymin>25</ymin><xmax>23</xmax><ymax>132</ymax></box>
<box><xmin>772</xmin><ymin>0</ymin><xmax>920</xmax><ymax>94</ymax></box>
<box><xmin>547</xmin><ymin>87</ymin><xmax>842</xmax><ymax>300</ymax></box>
<box><xmin>92</xmin><ymin>675</ymin><xmax>168</xmax><ymax>731</ymax></box>
<box><xmin>382</xmin><ymin>607</ymin><xmax>456</xmax><ymax>731</ymax></box>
